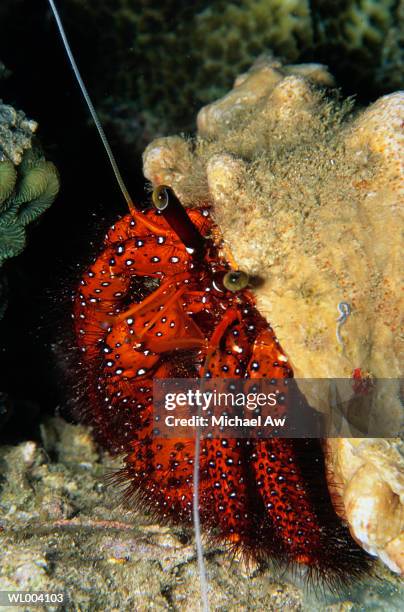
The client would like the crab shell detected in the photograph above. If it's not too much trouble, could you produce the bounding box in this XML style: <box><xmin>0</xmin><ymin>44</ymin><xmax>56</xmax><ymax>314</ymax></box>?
<box><xmin>142</xmin><ymin>55</ymin><xmax>404</xmax><ymax>573</ymax></box>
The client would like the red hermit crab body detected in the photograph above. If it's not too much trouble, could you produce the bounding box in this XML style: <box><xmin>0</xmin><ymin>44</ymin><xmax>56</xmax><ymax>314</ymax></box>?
<box><xmin>73</xmin><ymin>188</ymin><xmax>369</xmax><ymax>581</ymax></box>
<box><xmin>42</xmin><ymin>0</ymin><xmax>371</xmax><ymax>586</ymax></box>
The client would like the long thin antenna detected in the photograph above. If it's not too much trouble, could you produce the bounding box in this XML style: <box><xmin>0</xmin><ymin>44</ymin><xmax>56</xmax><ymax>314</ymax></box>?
<box><xmin>193</xmin><ymin>421</ymin><xmax>210</xmax><ymax>612</ymax></box>
<box><xmin>193</xmin><ymin>358</ymin><xmax>212</xmax><ymax>612</ymax></box>
<box><xmin>47</xmin><ymin>0</ymin><xmax>135</xmax><ymax>214</ymax></box>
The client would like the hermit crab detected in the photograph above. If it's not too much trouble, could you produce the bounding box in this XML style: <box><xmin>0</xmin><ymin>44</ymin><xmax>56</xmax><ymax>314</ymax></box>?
<box><xmin>47</xmin><ymin>0</ymin><xmax>375</xmax><ymax>602</ymax></box>
<box><xmin>72</xmin><ymin>181</ymin><xmax>371</xmax><ymax>586</ymax></box>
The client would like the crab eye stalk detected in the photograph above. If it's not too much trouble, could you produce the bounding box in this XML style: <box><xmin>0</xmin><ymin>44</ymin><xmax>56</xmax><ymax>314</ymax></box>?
<box><xmin>152</xmin><ymin>185</ymin><xmax>205</xmax><ymax>257</ymax></box>
<box><xmin>223</xmin><ymin>270</ymin><xmax>249</xmax><ymax>292</ymax></box>
<box><xmin>152</xmin><ymin>185</ymin><xmax>170</xmax><ymax>210</ymax></box>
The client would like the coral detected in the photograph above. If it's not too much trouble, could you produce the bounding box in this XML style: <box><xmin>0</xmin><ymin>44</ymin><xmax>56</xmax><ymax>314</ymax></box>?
<box><xmin>142</xmin><ymin>55</ymin><xmax>403</xmax><ymax>572</ymax></box>
<box><xmin>312</xmin><ymin>0</ymin><xmax>404</xmax><ymax>91</ymax></box>
<box><xmin>0</xmin><ymin>101</ymin><xmax>38</xmax><ymax>165</ymax></box>
<box><xmin>59</xmin><ymin>0</ymin><xmax>312</xmax><ymax>145</ymax></box>
<box><xmin>0</xmin><ymin>95</ymin><xmax>59</xmax><ymax>266</ymax></box>
<box><xmin>0</xmin><ymin>149</ymin><xmax>59</xmax><ymax>266</ymax></box>
<box><xmin>0</xmin><ymin>96</ymin><xmax>59</xmax><ymax>318</ymax></box>
<box><xmin>67</xmin><ymin>0</ymin><xmax>311</xmax><ymax>133</ymax></box>
<box><xmin>375</xmin><ymin>0</ymin><xmax>404</xmax><ymax>90</ymax></box>
<box><xmin>44</xmin><ymin>0</ymin><xmax>404</xmax><ymax>148</ymax></box>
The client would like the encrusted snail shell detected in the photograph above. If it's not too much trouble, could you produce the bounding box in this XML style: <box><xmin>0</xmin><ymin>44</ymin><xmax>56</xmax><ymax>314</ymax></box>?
<box><xmin>143</xmin><ymin>55</ymin><xmax>404</xmax><ymax>573</ymax></box>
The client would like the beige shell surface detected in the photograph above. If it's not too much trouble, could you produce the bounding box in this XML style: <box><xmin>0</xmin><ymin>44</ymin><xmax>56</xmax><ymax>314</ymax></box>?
<box><xmin>325</xmin><ymin>438</ymin><xmax>404</xmax><ymax>574</ymax></box>
<box><xmin>143</xmin><ymin>55</ymin><xmax>404</xmax><ymax>573</ymax></box>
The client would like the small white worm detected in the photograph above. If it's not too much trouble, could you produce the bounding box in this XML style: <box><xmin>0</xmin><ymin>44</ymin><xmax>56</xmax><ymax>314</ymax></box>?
<box><xmin>336</xmin><ymin>301</ymin><xmax>351</xmax><ymax>346</ymax></box>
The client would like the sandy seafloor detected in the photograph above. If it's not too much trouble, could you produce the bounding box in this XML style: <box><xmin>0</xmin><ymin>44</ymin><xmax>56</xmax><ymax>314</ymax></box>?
<box><xmin>0</xmin><ymin>418</ymin><xmax>402</xmax><ymax>611</ymax></box>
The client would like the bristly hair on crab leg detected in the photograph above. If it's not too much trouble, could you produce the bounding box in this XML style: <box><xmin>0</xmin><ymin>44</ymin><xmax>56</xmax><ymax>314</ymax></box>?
<box><xmin>47</xmin><ymin>1</ymin><xmax>211</xmax><ymax>609</ymax></box>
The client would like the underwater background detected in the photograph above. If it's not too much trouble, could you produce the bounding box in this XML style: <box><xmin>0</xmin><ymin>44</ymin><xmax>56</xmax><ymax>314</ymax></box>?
<box><xmin>0</xmin><ymin>1</ymin><xmax>403</xmax><ymax>610</ymax></box>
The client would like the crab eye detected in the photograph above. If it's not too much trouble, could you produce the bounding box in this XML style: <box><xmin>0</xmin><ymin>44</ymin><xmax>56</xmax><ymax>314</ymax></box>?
<box><xmin>152</xmin><ymin>185</ymin><xmax>169</xmax><ymax>210</ymax></box>
<box><xmin>223</xmin><ymin>270</ymin><xmax>249</xmax><ymax>292</ymax></box>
